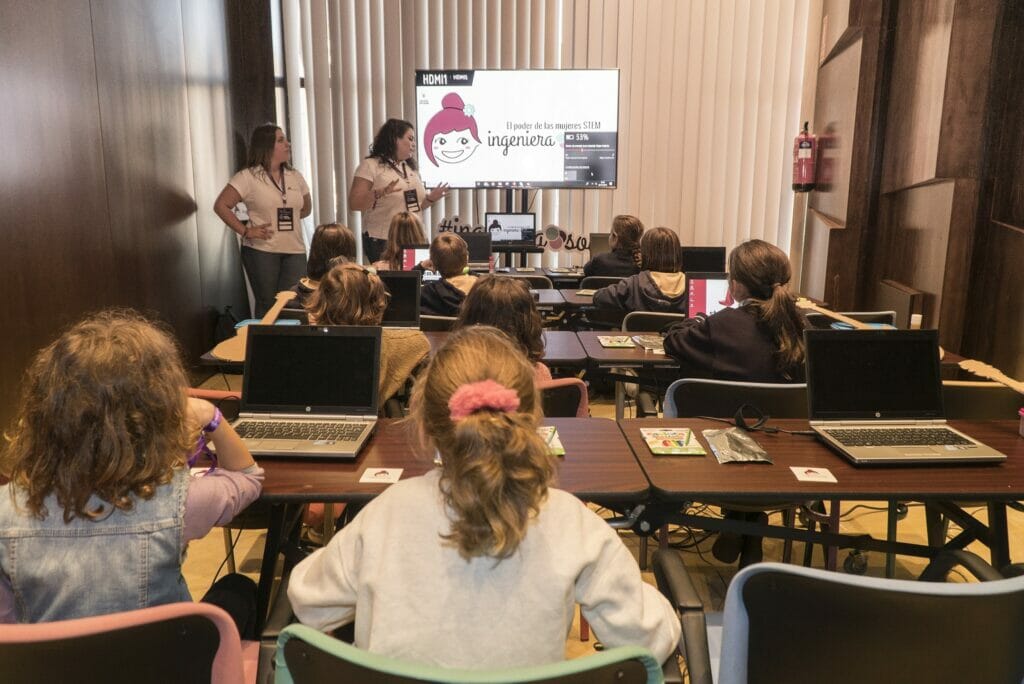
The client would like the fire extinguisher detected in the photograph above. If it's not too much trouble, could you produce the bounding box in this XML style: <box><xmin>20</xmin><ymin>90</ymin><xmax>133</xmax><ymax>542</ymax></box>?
<box><xmin>792</xmin><ymin>121</ymin><xmax>816</xmax><ymax>192</ymax></box>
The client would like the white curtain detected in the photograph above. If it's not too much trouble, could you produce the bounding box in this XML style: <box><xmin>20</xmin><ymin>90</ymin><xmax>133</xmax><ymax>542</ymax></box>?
<box><xmin>283</xmin><ymin>0</ymin><xmax>812</xmax><ymax>265</ymax></box>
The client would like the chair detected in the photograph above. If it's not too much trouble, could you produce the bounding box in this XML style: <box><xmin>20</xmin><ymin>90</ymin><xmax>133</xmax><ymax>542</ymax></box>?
<box><xmin>498</xmin><ymin>273</ymin><xmax>555</xmax><ymax>289</ymax></box>
<box><xmin>419</xmin><ymin>314</ymin><xmax>457</xmax><ymax>331</ymax></box>
<box><xmin>273</xmin><ymin>624</ymin><xmax>664</xmax><ymax>684</ymax></box>
<box><xmin>0</xmin><ymin>602</ymin><xmax>256</xmax><ymax>684</ymax></box>
<box><xmin>579</xmin><ymin>276</ymin><xmax>624</xmax><ymax>290</ymax></box>
<box><xmin>942</xmin><ymin>381</ymin><xmax>1022</xmax><ymax>419</ymax></box>
<box><xmin>538</xmin><ymin>378</ymin><xmax>590</xmax><ymax>417</ymax></box>
<box><xmin>653</xmin><ymin>551</ymin><xmax>1024</xmax><ymax>684</ymax></box>
<box><xmin>661</xmin><ymin>379</ymin><xmax>815</xmax><ymax>567</ymax></box>
<box><xmin>620</xmin><ymin>312</ymin><xmax>687</xmax><ymax>417</ymax></box>
<box><xmin>804</xmin><ymin>310</ymin><xmax>897</xmax><ymax>329</ymax></box>
<box><xmin>663</xmin><ymin>378</ymin><xmax>807</xmax><ymax>420</ymax></box>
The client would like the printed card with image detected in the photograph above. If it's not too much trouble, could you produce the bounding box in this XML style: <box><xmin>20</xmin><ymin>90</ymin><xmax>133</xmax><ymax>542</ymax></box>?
<box><xmin>641</xmin><ymin>428</ymin><xmax>706</xmax><ymax>455</ymax></box>
<box><xmin>598</xmin><ymin>335</ymin><xmax>635</xmax><ymax>348</ymax></box>
<box><xmin>789</xmin><ymin>466</ymin><xmax>838</xmax><ymax>483</ymax></box>
<box><xmin>537</xmin><ymin>426</ymin><xmax>566</xmax><ymax>456</ymax></box>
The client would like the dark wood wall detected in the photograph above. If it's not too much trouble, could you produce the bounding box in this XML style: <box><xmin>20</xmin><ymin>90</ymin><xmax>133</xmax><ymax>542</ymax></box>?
<box><xmin>0</xmin><ymin>0</ymin><xmax>248</xmax><ymax>429</ymax></box>
<box><xmin>804</xmin><ymin>0</ymin><xmax>1022</xmax><ymax>375</ymax></box>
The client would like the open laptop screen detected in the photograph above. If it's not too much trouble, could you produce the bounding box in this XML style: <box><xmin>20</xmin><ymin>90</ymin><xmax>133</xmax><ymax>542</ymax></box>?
<box><xmin>242</xmin><ymin>326</ymin><xmax>379</xmax><ymax>414</ymax></box>
<box><xmin>458</xmin><ymin>231</ymin><xmax>493</xmax><ymax>265</ymax></box>
<box><xmin>588</xmin><ymin>232</ymin><xmax>611</xmax><ymax>257</ymax></box>
<box><xmin>681</xmin><ymin>246</ymin><xmax>727</xmax><ymax>274</ymax></box>
<box><xmin>378</xmin><ymin>271</ymin><xmax>421</xmax><ymax>327</ymax></box>
<box><xmin>400</xmin><ymin>246</ymin><xmax>442</xmax><ymax>282</ymax></box>
<box><xmin>686</xmin><ymin>272</ymin><xmax>734</xmax><ymax>317</ymax></box>
<box><xmin>485</xmin><ymin>212</ymin><xmax>536</xmax><ymax>244</ymax></box>
<box><xmin>805</xmin><ymin>329</ymin><xmax>944</xmax><ymax>421</ymax></box>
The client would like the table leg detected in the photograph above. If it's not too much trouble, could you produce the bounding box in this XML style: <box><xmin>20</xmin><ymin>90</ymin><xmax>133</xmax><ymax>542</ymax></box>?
<box><xmin>886</xmin><ymin>501</ymin><xmax>898</xmax><ymax>578</ymax></box>
<box><xmin>615</xmin><ymin>381</ymin><xmax>625</xmax><ymax>421</ymax></box>
<box><xmin>988</xmin><ymin>502</ymin><xmax>1010</xmax><ymax>570</ymax></box>
<box><xmin>255</xmin><ymin>503</ymin><xmax>287</xmax><ymax>634</ymax></box>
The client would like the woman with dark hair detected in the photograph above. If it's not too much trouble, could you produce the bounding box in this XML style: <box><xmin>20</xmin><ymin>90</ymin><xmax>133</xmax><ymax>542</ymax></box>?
<box><xmin>348</xmin><ymin>119</ymin><xmax>449</xmax><ymax>263</ymax></box>
<box><xmin>663</xmin><ymin>239</ymin><xmax>807</xmax><ymax>382</ymax></box>
<box><xmin>291</xmin><ymin>223</ymin><xmax>357</xmax><ymax>307</ymax></box>
<box><xmin>592</xmin><ymin>227</ymin><xmax>687</xmax><ymax>313</ymax></box>
<box><xmin>214</xmin><ymin>124</ymin><xmax>312</xmax><ymax>316</ymax></box>
<box><xmin>454</xmin><ymin>275</ymin><xmax>551</xmax><ymax>382</ymax></box>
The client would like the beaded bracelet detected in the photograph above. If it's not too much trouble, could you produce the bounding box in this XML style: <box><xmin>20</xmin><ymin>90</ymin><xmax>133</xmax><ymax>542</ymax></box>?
<box><xmin>188</xmin><ymin>407</ymin><xmax>223</xmax><ymax>469</ymax></box>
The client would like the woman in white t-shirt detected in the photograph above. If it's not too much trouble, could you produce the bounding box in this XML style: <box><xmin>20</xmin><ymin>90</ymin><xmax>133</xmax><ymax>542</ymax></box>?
<box><xmin>214</xmin><ymin>124</ymin><xmax>312</xmax><ymax>316</ymax></box>
<box><xmin>349</xmin><ymin>119</ymin><xmax>448</xmax><ymax>263</ymax></box>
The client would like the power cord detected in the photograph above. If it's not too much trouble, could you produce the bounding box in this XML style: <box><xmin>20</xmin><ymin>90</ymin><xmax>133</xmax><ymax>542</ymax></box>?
<box><xmin>697</xmin><ymin>404</ymin><xmax>818</xmax><ymax>436</ymax></box>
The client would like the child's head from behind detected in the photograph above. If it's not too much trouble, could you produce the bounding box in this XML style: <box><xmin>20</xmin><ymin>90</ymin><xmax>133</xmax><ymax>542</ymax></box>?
<box><xmin>430</xmin><ymin>232</ymin><xmax>469</xmax><ymax>278</ymax></box>
<box><xmin>381</xmin><ymin>212</ymin><xmax>426</xmax><ymax>267</ymax></box>
<box><xmin>4</xmin><ymin>310</ymin><xmax>191</xmax><ymax>522</ymax></box>
<box><xmin>410</xmin><ymin>326</ymin><xmax>554</xmax><ymax>560</ymax></box>
<box><xmin>306</xmin><ymin>262</ymin><xmax>388</xmax><ymax>325</ymax></box>
<box><xmin>307</xmin><ymin>223</ymin><xmax>357</xmax><ymax>280</ymax></box>
<box><xmin>610</xmin><ymin>214</ymin><xmax>645</xmax><ymax>251</ymax></box>
<box><xmin>455</xmin><ymin>275</ymin><xmax>544</xmax><ymax>363</ymax></box>
<box><xmin>728</xmin><ymin>239</ymin><xmax>792</xmax><ymax>301</ymax></box>
<box><xmin>640</xmin><ymin>227</ymin><xmax>681</xmax><ymax>273</ymax></box>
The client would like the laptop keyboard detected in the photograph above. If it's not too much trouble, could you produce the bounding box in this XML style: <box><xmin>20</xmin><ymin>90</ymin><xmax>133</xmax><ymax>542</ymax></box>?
<box><xmin>823</xmin><ymin>427</ymin><xmax>973</xmax><ymax>447</ymax></box>
<box><xmin>235</xmin><ymin>420</ymin><xmax>367</xmax><ymax>441</ymax></box>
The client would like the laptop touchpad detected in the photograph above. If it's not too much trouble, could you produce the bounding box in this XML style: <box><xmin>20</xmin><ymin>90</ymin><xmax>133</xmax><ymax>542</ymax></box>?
<box><xmin>901</xmin><ymin>447</ymin><xmax>937</xmax><ymax>456</ymax></box>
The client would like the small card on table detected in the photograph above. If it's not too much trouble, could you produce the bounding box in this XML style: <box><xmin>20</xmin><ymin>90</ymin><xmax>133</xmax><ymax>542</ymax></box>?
<box><xmin>789</xmin><ymin>466</ymin><xmax>837</xmax><ymax>483</ymax></box>
<box><xmin>641</xmin><ymin>428</ymin><xmax>706</xmax><ymax>455</ymax></box>
<box><xmin>598</xmin><ymin>335</ymin><xmax>635</xmax><ymax>348</ymax></box>
<box><xmin>359</xmin><ymin>467</ymin><xmax>404</xmax><ymax>484</ymax></box>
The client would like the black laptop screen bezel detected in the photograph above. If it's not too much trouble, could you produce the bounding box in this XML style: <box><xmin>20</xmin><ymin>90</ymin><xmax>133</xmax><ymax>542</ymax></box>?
<box><xmin>804</xmin><ymin>328</ymin><xmax>945</xmax><ymax>421</ymax></box>
<box><xmin>241</xmin><ymin>325</ymin><xmax>381</xmax><ymax>415</ymax></box>
<box><xmin>378</xmin><ymin>270</ymin><xmax>422</xmax><ymax>327</ymax></box>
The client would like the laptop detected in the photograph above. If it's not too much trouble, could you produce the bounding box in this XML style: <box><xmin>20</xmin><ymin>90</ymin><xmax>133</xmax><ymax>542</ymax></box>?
<box><xmin>805</xmin><ymin>329</ymin><xmax>1005</xmax><ymax>465</ymax></box>
<box><xmin>400</xmin><ymin>244</ymin><xmax>441</xmax><ymax>282</ymax></box>
<box><xmin>378</xmin><ymin>270</ymin><xmax>421</xmax><ymax>328</ymax></box>
<box><xmin>588</xmin><ymin>232</ymin><xmax>611</xmax><ymax>258</ymax></box>
<box><xmin>232</xmin><ymin>325</ymin><xmax>381</xmax><ymax>458</ymax></box>
<box><xmin>686</xmin><ymin>272</ymin><xmax>735</xmax><ymax>318</ymax></box>
<box><xmin>681</xmin><ymin>246</ymin><xmax>727</xmax><ymax>274</ymax></box>
<box><xmin>459</xmin><ymin>231</ymin><xmax>494</xmax><ymax>271</ymax></box>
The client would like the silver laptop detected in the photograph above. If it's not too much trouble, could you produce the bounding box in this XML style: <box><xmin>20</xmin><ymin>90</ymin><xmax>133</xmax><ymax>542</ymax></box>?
<box><xmin>232</xmin><ymin>325</ymin><xmax>380</xmax><ymax>458</ymax></box>
<box><xmin>805</xmin><ymin>329</ymin><xmax>1005</xmax><ymax>465</ymax></box>
<box><xmin>460</xmin><ymin>231</ymin><xmax>494</xmax><ymax>271</ymax></box>
<box><xmin>378</xmin><ymin>271</ymin><xmax>421</xmax><ymax>328</ymax></box>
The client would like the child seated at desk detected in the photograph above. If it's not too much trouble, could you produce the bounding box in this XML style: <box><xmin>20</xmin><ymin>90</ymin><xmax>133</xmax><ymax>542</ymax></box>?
<box><xmin>454</xmin><ymin>274</ymin><xmax>552</xmax><ymax>383</ymax></box>
<box><xmin>287</xmin><ymin>326</ymin><xmax>679</xmax><ymax>669</ymax></box>
<box><xmin>371</xmin><ymin>211</ymin><xmax>427</xmax><ymax>272</ymax></box>
<box><xmin>582</xmin><ymin>214</ymin><xmax>645</xmax><ymax>278</ymax></box>
<box><xmin>306</xmin><ymin>262</ymin><xmax>430</xmax><ymax>405</ymax></box>
<box><xmin>592</xmin><ymin>227</ymin><xmax>687</xmax><ymax>313</ymax></box>
<box><xmin>291</xmin><ymin>223</ymin><xmax>358</xmax><ymax>307</ymax></box>
<box><xmin>0</xmin><ymin>310</ymin><xmax>262</xmax><ymax>635</ymax></box>
<box><xmin>420</xmin><ymin>232</ymin><xmax>478</xmax><ymax>316</ymax></box>
<box><xmin>663</xmin><ymin>238</ymin><xmax>807</xmax><ymax>382</ymax></box>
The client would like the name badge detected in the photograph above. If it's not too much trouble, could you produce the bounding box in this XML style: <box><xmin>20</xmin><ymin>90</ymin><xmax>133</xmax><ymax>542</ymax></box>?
<box><xmin>277</xmin><ymin>207</ymin><xmax>294</xmax><ymax>231</ymax></box>
<box><xmin>404</xmin><ymin>189</ymin><xmax>421</xmax><ymax>212</ymax></box>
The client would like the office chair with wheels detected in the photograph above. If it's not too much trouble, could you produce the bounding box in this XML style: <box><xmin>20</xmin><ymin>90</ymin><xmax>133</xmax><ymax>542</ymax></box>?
<box><xmin>274</xmin><ymin>624</ymin><xmax>665</xmax><ymax>684</ymax></box>
<box><xmin>661</xmin><ymin>379</ymin><xmax>819</xmax><ymax>568</ymax></box>
<box><xmin>0</xmin><ymin>602</ymin><xmax>256</xmax><ymax>684</ymax></box>
<box><xmin>653</xmin><ymin>550</ymin><xmax>1024</xmax><ymax>684</ymax></box>
<box><xmin>620</xmin><ymin>313</ymin><xmax>688</xmax><ymax>417</ymax></box>
<box><xmin>622</xmin><ymin>311</ymin><xmax>687</xmax><ymax>333</ymax></box>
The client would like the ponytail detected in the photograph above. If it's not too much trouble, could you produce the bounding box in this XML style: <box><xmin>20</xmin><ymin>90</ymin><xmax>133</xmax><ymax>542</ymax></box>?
<box><xmin>409</xmin><ymin>326</ymin><xmax>555</xmax><ymax>560</ymax></box>
<box><xmin>611</xmin><ymin>214</ymin><xmax>645</xmax><ymax>269</ymax></box>
<box><xmin>728</xmin><ymin>240</ymin><xmax>806</xmax><ymax>378</ymax></box>
<box><xmin>441</xmin><ymin>412</ymin><xmax>553</xmax><ymax>559</ymax></box>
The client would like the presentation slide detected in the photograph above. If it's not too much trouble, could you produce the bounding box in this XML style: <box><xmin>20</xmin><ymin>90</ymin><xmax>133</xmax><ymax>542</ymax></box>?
<box><xmin>415</xmin><ymin>69</ymin><xmax>619</xmax><ymax>189</ymax></box>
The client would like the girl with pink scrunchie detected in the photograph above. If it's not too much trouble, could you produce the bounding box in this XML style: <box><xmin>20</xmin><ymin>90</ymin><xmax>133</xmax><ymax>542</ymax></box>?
<box><xmin>287</xmin><ymin>326</ymin><xmax>679</xmax><ymax>669</ymax></box>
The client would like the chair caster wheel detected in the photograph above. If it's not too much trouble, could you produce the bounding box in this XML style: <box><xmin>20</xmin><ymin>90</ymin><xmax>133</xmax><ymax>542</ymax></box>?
<box><xmin>844</xmin><ymin>550</ymin><xmax>868</xmax><ymax>574</ymax></box>
<box><xmin>593</xmin><ymin>641</ymin><xmax>605</xmax><ymax>651</ymax></box>
<box><xmin>895</xmin><ymin>502</ymin><xmax>909</xmax><ymax>520</ymax></box>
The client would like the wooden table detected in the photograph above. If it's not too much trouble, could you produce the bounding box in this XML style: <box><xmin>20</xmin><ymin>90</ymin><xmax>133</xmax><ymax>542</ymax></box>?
<box><xmin>543</xmin><ymin>268</ymin><xmax>585</xmax><ymax>289</ymax></box>
<box><xmin>532</xmin><ymin>288</ymin><xmax>567</xmax><ymax>312</ymax></box>
<box><xmin>619</xmin><ymin>418</ymin><xmax>1024</xmax><ymax>569</ymax></box>
<box><xmin>423</xmin><ymin>330</ymin><xmax>587</xmax><ymax>367</ymax></box>
<box><xmin>255</xmin><ymin>417</ymin><xmax>648</xmax><ymax>628</ymax></box>
<box><xmin>560</xmin><ymin>289</ymin><xmax>598</xmax><ymax>309</ymax></box>
<box><xmin>577</xmin><ymin>332</ymin><xmax>679</xmax><ymax>419</ymax></box>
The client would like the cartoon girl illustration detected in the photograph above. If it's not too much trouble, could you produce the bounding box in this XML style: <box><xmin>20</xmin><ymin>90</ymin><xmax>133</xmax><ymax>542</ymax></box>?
<box><xmin>423</xmin><ymin>93</ymin><xmax>482</xmax><ymax>167</ymax></box>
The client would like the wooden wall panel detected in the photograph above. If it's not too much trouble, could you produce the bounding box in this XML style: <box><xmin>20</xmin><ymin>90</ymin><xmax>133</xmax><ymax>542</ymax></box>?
<box><xmin>0</xmin><ymin>0</ymin><xmax>117</xmax><ymax>427</ymax></box>
<box><xmin>966</xmin><ymin>224</ymin><xmax>1024</xmax><ymax>376</ymax></box>
<box><xmin>89</xmin><ymin>0</ymin><xmax>204</xmax><ymax>353</ymax></box>
<box><xmin>819</xmin><ymin>0</ymin><xmax>851</xmax><ymax>63</ymax></box>
<box><xmin>880</xmin><ymin>1</ymin><xmax>953</xmax><ymax>193</ymax></box>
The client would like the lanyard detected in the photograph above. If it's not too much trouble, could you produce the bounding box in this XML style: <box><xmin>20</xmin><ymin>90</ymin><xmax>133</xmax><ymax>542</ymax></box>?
<box><xmin>386</xmin><ymin>159</ymin><xmax>408</xmax><ymax>181</ymax></box>
<box><xmin>268</xmin><ymin>168</ymin><xmax>288</xmax><ymax>205</ymax></box>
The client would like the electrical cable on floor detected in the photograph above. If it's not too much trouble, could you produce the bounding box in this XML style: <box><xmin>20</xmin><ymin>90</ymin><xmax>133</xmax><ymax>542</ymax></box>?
<box><xmin>210</xmin><ymin>527</ymin><xmax>243</xmax><ymax>588</ymax></box>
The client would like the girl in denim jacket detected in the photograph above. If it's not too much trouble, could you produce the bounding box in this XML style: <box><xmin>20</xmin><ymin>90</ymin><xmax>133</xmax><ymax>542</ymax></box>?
<box><xmin>0</xmin><ymin>310</ymin><xmax>263</xmax><ymax>636</ymax></box>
